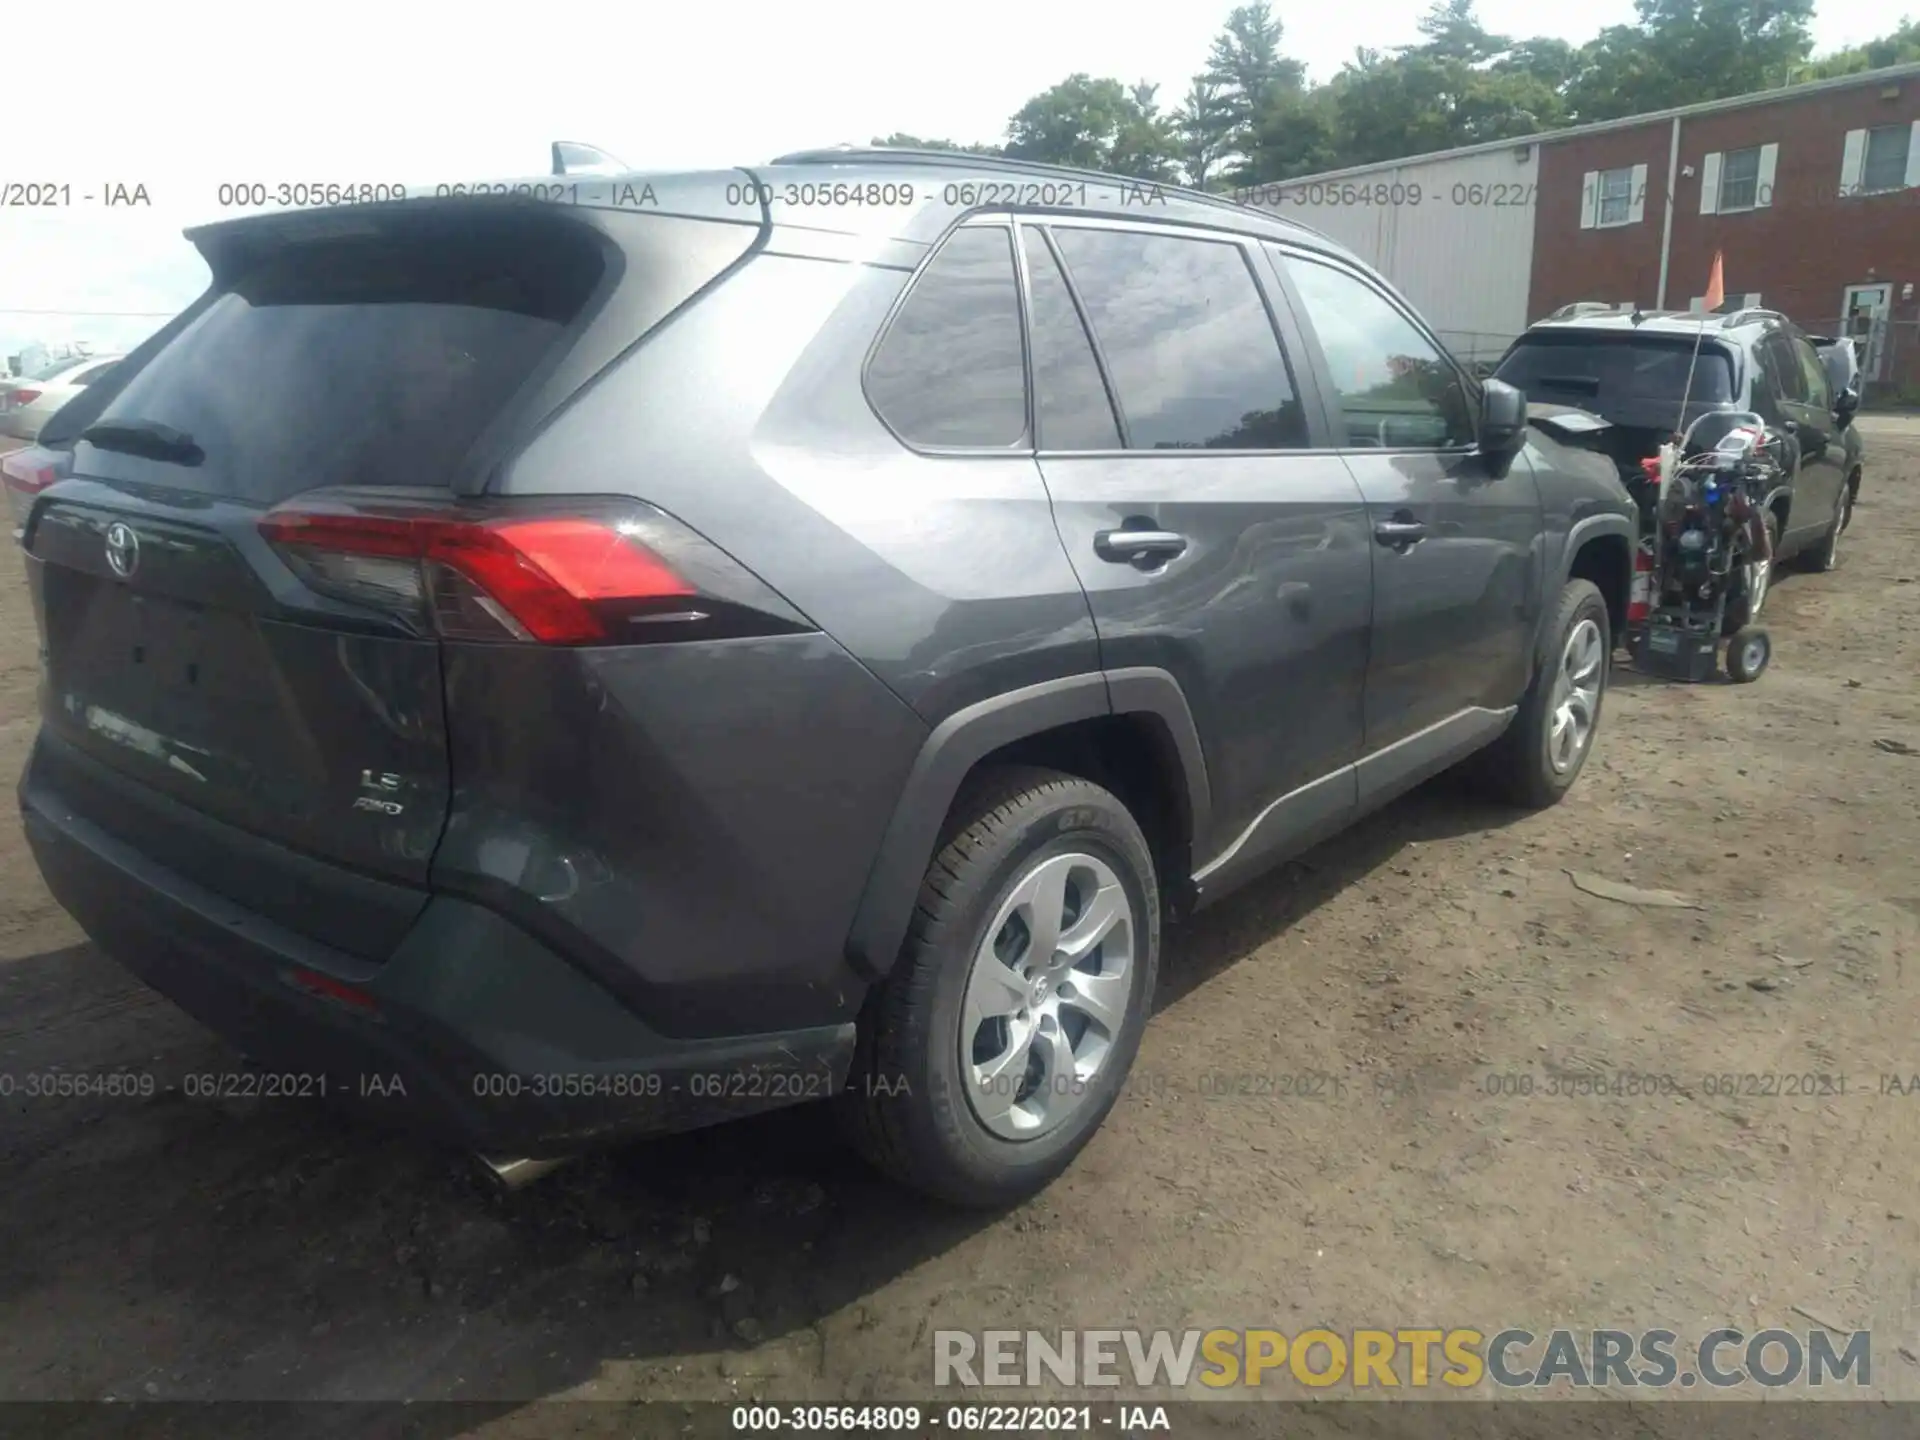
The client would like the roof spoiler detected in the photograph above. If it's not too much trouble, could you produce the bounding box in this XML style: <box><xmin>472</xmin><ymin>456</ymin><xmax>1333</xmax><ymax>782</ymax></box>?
<box><xmin>551</xmin><ymin>141</ymin><xmax>628</xmax><ymax>177</ymax></box>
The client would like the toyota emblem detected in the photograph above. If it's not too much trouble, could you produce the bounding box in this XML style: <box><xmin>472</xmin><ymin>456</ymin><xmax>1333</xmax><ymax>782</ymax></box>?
<box><xmin>104</xmin><ymin>521</ymin><xmax>140</xmax><ymax>579</ymax></box>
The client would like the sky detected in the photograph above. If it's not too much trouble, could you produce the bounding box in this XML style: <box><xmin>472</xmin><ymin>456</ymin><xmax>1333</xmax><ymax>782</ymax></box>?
<box><xmin>0</xmin><ymin>0</ymin><xmax>1904</xmax><ymax>365</ymax></box>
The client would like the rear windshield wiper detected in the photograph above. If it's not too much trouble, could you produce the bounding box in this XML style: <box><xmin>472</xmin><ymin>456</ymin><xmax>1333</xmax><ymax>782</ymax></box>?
<box><xmin>80</xmin><ymin>418</ymin><xmax>205</xmax><ymax>466</ymax></box>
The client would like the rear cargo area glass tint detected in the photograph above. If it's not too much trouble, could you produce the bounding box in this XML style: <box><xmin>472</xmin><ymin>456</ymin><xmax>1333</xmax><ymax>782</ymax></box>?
<box><xmin>83</xmin><ymin>218</ymin><xmax>606</xmax><ymax>503</ymax></box>
<box><xmin>1497</xmin><ymin>336</ymin><xmax>1734</xmax><ymax>409</ymax></box>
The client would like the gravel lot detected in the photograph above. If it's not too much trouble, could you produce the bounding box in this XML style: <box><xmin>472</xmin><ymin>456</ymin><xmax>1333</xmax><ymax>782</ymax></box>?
<box><xmin>2</xmin><ymin>422</ymin><xmax>1917</xmax><ymax>1431</ymax></box>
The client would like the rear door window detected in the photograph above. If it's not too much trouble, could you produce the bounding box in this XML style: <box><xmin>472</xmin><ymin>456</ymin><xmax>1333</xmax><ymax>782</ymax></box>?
<box><xmin>866</xmin><ymin>225</ymin><xmax>1028</xmax><ymax>449</ymax></box>
<box><xmin>81</xmin><ymin>218</ymin><xmax>606</xmax><ymax>502</ymax></box>
<box><xmin>1760</xmin><ymin>332</ymin><xmax>1809</xmax><ymax>404</ymax></box>
<box><xmin>1049</xmin><ymin>226</ymin><xmax>1307</xmax><ymax>450</ymax></box>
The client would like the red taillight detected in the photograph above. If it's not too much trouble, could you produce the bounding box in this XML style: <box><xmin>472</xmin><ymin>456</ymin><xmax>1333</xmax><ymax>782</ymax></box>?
<box><xmin>7</xmin><ymin>388</ymin><xmax>42</xmax><ymax>407</ymax></box>
<box><xmin>284</xmin><ymin>966</ymin><xmax>380</xmax><ymax>1016</ymax></box>
<box><xmin>260</xmin><ymin>506</ymin><xmax>697</xmax><ymax>644</ymax></box>
<box><xmin>1</xmin><ymin>451</ymin><xmax>59</xmax><ymax>495</ymax></box>
<box><xmin>432</xmin><ymin>517</ymin><xmax>693</xmax><ymax>642</ymax></box>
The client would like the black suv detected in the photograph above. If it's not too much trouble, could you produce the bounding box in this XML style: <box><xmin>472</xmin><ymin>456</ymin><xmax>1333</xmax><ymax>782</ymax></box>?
<box><xmin>1495</xmin><ymin>305</ymin><xmax>1865</xmax><ymax>619</ymax></box>
<box><xmin>16</xmin><ymin>150</ymin><xmax>1636</xmax><ymax>1207</ymax></box>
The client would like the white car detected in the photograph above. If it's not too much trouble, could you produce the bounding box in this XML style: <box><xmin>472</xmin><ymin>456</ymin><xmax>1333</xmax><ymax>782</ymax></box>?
<box><xmin>1</xmin><ymin>354</ymin><xmax>125</xmax><ymax>440</ymax></box>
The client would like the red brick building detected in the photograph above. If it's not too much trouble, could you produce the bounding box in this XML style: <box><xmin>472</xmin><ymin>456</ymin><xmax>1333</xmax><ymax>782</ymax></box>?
<box><xmin>1532</xmin><ymin>68</ymin><xmax>1920</xmax><ymax>383</ymax></box>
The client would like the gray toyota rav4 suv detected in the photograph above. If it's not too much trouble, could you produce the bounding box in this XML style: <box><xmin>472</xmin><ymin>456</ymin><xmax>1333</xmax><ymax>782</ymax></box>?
<box><xmin>18</xmin><ymin>150</ymin><xmax>1635</xmax><ymax>1206</ymax></box>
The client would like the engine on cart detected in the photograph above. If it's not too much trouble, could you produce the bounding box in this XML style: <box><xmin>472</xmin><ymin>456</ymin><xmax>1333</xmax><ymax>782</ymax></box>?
<box><xmin>1627</xmin><ymin>409</ymin><xmax>1781</xmax><ymax>684</ymax></box>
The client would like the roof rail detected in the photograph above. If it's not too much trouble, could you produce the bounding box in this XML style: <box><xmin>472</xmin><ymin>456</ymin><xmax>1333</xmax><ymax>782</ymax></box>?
<box><xmin>1719</xmin><ymin>307</ymin><xmax>1786</xmax><ymax>329</ymax></box>
<box><xmin>765</xmin><ymin>145</ymin><xmax>1336</xmax><ymax>243</ymax></box>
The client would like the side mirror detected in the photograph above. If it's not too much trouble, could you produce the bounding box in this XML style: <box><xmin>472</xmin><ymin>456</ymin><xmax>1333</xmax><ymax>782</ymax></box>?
<box><xmin>1834</xmin><ymin>385</ymin><xmax>1859</xmax><ymax>428</ymax></box>
<box><xmin>1479</xmin><ymin>377</ymin><xmax>1527</xmax><ymax>457</ymax></box>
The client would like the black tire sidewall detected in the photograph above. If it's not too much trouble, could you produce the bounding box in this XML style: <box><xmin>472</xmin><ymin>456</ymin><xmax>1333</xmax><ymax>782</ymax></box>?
<box><xmin>1529</xmin><ymin>582</ymin><xmax>1610</xmax><ymax>801</ymax></box>
<box><xmin>1728</xmin><ymin>629</ymin><xmax>1770</xmax><ymax>681</ymax></box>
<box><xmin>909</xmin><ymin>790</ymin><xmax>1159</xmax><ymax>1197</ymax></box>
<box><xmin>1812</xmin><ymin>484</ymin><xmax>1847</xmax><ymax>572</ymax></box>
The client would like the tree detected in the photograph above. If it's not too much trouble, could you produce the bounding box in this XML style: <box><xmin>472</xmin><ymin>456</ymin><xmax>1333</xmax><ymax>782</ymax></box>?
<box><xmin>1004</xmin><ymin>74</ymin><xmax>1179</xmax><ymax>177</ymax></box>
<box><xmin>1309</xmin><ymin>0</ymin><xmax>1552</xmax><ymax>166</ymax></box>
<box><xmin>869</xmin><ymin>132</ymin><xmax>1004</xmax><ymax>156</ymax></box>
<box><xmin>1563</xmin><ymin>0</ymin><xmax>1817</xmax><ymax>121</ymax></box>
<box><xmin>1416</xmin><ymin>0</ymin><xmax>1508</xmax><ymax>65</ymax></box>
<box><xmin>1201</xmin><ymin>0</ymin><xmax>1308</xmax><ymax>167</ymax></box>
<box><xmin>1239</xmin><ymin>86</ymin><xmax>1341</xmax><ymax>182</ymax></box>
<box><xmin>1173</xmin><ymin>79</ymin><xmax>1237</xmax><ymax>187</ymax></box>
<box><xmin>1794</xmin><ymin>17</ymin><xmax>1920</xmax><ymax>79</ymax></box>
<box><xmin>1111</xmin><ymin>82</ymin><xmax>1182</xmax><ymax>181</ymax></box>
<box><xmin>935</xmin><ymin>1</ymin><xmax>1915</xmax><ymax>196</ymax></box>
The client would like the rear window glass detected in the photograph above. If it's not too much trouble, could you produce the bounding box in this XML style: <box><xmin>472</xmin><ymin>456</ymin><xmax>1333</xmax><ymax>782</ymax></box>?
<box><xmin>84</xmin><ymin>219</ymin><xmax>605</xmax><ymax>502</ymax></box>
<box><xmin>28</xmin><ymin>355</ymin><xmax>89</xmax><ymax>381</ymax></box>
<box><xmin>1495</xmin><ymin>336</ymin><xmax>1734</xmax><ymax>408</ymax></box>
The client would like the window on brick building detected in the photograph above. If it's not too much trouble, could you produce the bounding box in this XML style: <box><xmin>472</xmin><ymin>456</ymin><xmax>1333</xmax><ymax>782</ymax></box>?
<box><xmin>1862</xmin><ymin>125</ymin><xmax>1912</xmax><ymax>194</ymax></box>
<box><xmin>1581</xmin><ymin>165</ymin><xmax>1648</xmax><ymax>228</ymax></box>
<box><xmin>1718</xmin><ymin>147</ymin><xmax>1762</xmax><ymax>210</ymax></box>
<box><xmin>1701</xmin><ymin>144</ymin><xmax>1778</xmax><ymax>214</ymax></box>
<box><xmin>1598</xmin><ymin>168</ymin><xmax>1634</xmax><ymax>225</ymax></box>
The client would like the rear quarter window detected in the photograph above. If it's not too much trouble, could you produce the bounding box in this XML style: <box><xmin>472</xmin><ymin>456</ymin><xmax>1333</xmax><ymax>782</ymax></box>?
<box><xmin>864</xmin><ymin>225</ymin><xmax>1028</xmax><ymax>449</ymax></box>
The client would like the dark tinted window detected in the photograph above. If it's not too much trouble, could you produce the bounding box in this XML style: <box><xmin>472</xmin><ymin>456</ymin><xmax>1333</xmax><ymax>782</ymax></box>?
<box><xmin>1050</xmin><ymin>227</ymin><xmax>1306</xmax><ymax>450</ymax></box>
<box><xmin>86</xmin><ymin>219</ymin><xmax>605</xmax><ymax>502</ymax></box>
<box><xmin>1495</xmin><ymin>334</ymin><xmax>1735</xmax><ymax>409</ymax></box>
<box><xmin>867</xmin><ymin>226</ymin><xmax>1027</xmax><ymax>448</ymax></box>
<box><xmin>1285</xmin><ymin>254</ymin><xmax>1474</xmax><ymax>448</ymax></box>
<box><xmin>1862</xmin><ymin>123</ymin><xmax>1911</xmax><ymax>194</ymax></box>
<box><xmin>1766</xmin><ymin>332</ymin><xmax>1812</xmax><ymax>403</ymax></box>
<box><xmin>1718</xmin><ymin>147</ymin><xmax>1762</xmax><ymax>210</ymax></box>
<box><xmin>1793</xmin><ymin>338</ymin><xmax>1833</xmax><ymax>410</ymax></box>
<box><xmin>1021</xmin><ymin>229</ymin><xmax>1120</xmax><ymax>450</ymax></box>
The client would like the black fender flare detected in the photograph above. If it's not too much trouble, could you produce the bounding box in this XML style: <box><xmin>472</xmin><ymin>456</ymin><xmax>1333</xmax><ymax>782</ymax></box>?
<box><xmin>1543</xmin><ymin>511</ymin><xmax>1636</xmax><ymax>659</ymax></box>
<box><xmin>842</xmin><ymin>668</ymin><xmax>1209</xmax><ymax>982</ymax></box>
<box><xmin>1760</xmin><ymin>482</ymin><xmax>1793</xmax><ymax>533</ymax></box>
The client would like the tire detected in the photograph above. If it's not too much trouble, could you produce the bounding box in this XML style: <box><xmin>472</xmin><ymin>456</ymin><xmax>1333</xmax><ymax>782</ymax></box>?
<box><xmin>1796</xmin><ymin>477</ymin><xmax>1853</xmax><ymax>573</ymax></box>
<box><xmin>1723</xmin><ymin>511</ymin><xmax>1778</xmax><ymax>633</ymax></box>
<box><xmin>838</xmin><ymin>765</ymin><xmax>1160</xmax><ymax>1208</ymax></box>
<box><xmin>1468</xmin><ymin>578</ymin><xmax>1609</xmax><ymax>810</ymax></box>
<box><xmin>1725</xmin><ymin>626</ymin><xmax>1771</xmax><ymax>683</ymax></box>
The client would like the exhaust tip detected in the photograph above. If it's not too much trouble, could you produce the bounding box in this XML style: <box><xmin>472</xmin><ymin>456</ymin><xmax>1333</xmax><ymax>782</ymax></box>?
<box><xmin>476</xmin><ymin>1154</ymin><xmax>572</xmax><ymax>1191</ymax></box>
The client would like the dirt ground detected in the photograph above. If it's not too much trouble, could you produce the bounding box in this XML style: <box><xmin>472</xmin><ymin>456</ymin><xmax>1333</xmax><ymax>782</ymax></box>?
<box><xmin>2</xmin><ymin>423</ymin><xmax>1918</xmax><ymax>1430</ymax></box>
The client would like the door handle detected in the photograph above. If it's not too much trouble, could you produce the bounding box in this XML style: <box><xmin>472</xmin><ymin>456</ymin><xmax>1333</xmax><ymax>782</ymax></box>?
<box><xmin>1094</xmin><ymin>528</ymin><xmax>1188</xmax><ymax>564</ymax></box>
<box><xmin>1373</xmin><ymin>519</ymin><xmax>1428</xmax><ymax>548</ymax></box>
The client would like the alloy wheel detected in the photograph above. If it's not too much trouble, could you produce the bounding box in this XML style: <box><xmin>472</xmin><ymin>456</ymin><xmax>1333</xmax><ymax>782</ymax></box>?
<box><xmin>1547</xmin><ymin>617</ymin><xmax>1604</xmax><ymax>775</ymax></box>
<box><xmin>959</xmin><ymin>851</ymin><xmax>1136</xmax><ymax>1141</ymax></box>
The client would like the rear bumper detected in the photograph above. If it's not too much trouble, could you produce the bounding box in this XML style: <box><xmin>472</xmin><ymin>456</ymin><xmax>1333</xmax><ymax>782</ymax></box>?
<box><xmin>20</xmin><ymin>746</ymin><xmax>856</xmax><ymax>1157</ymax></box>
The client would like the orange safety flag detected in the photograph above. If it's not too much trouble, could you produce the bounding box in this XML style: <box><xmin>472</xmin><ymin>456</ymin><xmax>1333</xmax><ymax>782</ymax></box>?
<box><xmin>1702</xmin><ymin>250</ymin><xmax>1725</xmax><ymax>313</ymax></box>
